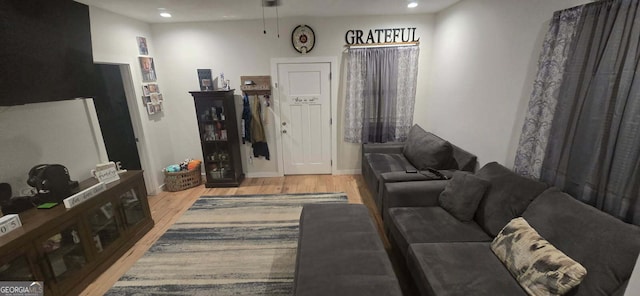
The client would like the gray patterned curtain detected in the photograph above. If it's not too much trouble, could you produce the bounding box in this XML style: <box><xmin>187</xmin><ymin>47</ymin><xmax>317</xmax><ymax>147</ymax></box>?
<box><xmin>344</xmin><ymin>46</ymin><xmax>419</xmax><ymax>143</ymax></box>
<box><xmin>513</xmin><ymin>7</ymin><xmax>583</xmax><ymax>178</ymax></box>
<box><xmin>541</xmin><ymin>0</ymin><xmax>640</xmax><ymax>225</ymax></box>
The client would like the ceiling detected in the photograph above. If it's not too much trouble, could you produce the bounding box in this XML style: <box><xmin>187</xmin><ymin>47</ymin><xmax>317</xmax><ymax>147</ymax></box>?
<box><xmin>74</xmin><ymin>0</ymin><xmax>461</xmax><ymax>24</ymax></box>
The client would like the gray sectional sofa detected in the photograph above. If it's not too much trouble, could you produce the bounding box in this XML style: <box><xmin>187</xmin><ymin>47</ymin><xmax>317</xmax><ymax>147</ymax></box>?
<box><xmin>361</xmin><ymin>125</ymin><xmax>477</xmax><ymax>216</ymax></box>
<box><xmin>384</xmin><ymin>161</ymin><xmax>640</xmax><ymax>295</ymax></box>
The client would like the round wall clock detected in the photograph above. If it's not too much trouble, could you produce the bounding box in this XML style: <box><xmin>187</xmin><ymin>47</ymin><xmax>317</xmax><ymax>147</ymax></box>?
<box><xmin>291</xmin><ymin>25</ymin><xmax>315</xmax><ymax>54</ymax></box>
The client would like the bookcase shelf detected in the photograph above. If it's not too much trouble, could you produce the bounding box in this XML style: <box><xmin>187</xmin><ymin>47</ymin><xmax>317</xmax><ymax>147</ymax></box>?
<box><xmin>189</xmin><ymin>90</ymin><xmax>244</xmax><ymax>187</ymax></box>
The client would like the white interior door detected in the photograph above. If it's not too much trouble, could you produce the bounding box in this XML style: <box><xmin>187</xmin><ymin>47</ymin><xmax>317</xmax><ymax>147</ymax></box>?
<box><xmin>277</xmin><ymin>62</ymin><xmax>331</xmax><ymax>175</ymax></box>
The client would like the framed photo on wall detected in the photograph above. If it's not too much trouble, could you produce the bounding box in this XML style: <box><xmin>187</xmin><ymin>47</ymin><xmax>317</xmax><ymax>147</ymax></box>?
<box><xmin>136</xmin><ymin>36</ymin><xmax>149</xmax><ymax>55</ymax></box>
<box><xmin>148</xmin><ymin>83</ymin><xmax>160</xmax><ymax>93</ymax></box>
<box><xmin>139</xmin><ymin>57</ymin><xmax>157</xmax><ymax>82</ymax></box>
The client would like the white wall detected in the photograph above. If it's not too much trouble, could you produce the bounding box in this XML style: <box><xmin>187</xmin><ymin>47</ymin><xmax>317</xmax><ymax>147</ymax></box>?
<box><xmin>626</xmin><ymin>255</ymin><xmax>640</xmax><ymax>295</ymax></box>
<box><xmin>0</xmin><ymin>100</ymin><xmax>108</xmax><ymax>196</ymax></box>
<box><xmin>426</xmin><ymin>0</ymin><xmax>592</xmax><ymax>168</ymax></box>
<box><xmin>89</xmin><ymin>7</ymin><xmax>176</xmax><ymax>194</ymax></box>
<box><xmin>151</xmin><ymin>14</ymin><xmax>435</xmax><ymax>176</ymax></box>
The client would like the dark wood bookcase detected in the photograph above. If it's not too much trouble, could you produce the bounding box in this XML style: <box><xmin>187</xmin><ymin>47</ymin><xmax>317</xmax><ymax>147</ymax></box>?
<box><xmin>0</xmin><ymin>170</ymin><xmax>153</xmax><ymax>296</ymax></box>
<box><xmin>189</xmin><ymin>90</ymin><xmax>244</xmax><ymax>187</ymax></box>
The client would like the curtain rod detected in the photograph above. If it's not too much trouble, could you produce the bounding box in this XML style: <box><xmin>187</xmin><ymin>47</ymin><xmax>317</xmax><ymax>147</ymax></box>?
<box><xmin>345</xmin><ymin>41</ymin><xmax>420</xmax><ymax>49</ymax></box>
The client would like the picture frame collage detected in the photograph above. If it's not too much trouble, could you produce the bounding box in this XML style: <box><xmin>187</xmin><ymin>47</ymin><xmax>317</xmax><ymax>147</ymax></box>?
<box><xmin>137</xmin><ymin>36</ymin><xmax>164</xmax><ymax>115</ymax></box>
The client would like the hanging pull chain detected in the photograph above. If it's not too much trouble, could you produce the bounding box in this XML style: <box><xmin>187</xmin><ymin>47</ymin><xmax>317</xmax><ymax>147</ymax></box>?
<box><xmin>262</xmin><ymin>0</ymin><xmax>266</xmax><ymax>34</ymax></box>
<box><xmin>276</xmin><ymin>6</ymin><xmax>280</xmax><ymax>38</ymax></box>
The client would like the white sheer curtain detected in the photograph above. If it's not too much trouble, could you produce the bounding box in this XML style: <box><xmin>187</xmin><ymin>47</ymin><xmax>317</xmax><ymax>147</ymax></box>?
<box><xmin>513</xmin><ymin>7</ymin><xmax>583</xmax><ymax>178</ymax></box>
<box><xmin>344</xmin><ymin>46</ymin><xmax>419</xmax><ymax>143</ymax></box>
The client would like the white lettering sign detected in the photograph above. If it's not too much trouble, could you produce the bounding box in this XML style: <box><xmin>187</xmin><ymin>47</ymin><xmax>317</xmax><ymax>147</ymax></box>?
<box><xmin>63</xmin><ymin>182</ymin><xmax>106</xmax><ymax>209</ymax></box>
<box><xmin>0</xmin><ymin>214</ymin><xmax>22</xmax><ymax>237</ymax></box>
<box><xmin>91</xmin><ymin>162</ymin><xmax>120</xmax><ymax>184</ymax></box>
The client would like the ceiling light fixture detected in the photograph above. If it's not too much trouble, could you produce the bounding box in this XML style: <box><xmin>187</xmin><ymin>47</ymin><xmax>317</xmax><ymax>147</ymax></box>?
<box><xmin>407</xmin><ymin>1</ymin><xmax>418</xmax><ymax>8</ymax></box>
<box><xmin>158</xmin><ymin>8</ymin><xmax>172</xmax><ymax>18</ymax></box>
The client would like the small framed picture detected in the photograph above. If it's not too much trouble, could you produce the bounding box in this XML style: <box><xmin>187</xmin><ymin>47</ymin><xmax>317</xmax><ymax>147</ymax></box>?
<box><xmin>150</xmin><ymin>93</ymin><xmax>160</xmax><ymax>104</ymax></box>
<box><xmin>136</xmin><ymin>36</ymin><xmax>149</xmax><ymax>55</ymax></box>
<box><xmin>142</xmin><ymin>96</ymin><xmax>151</xmax><ymax>105</ymax></box>
<box><xmin>139</xmin><ymin>57</ymin><xmax>157</xmax><ymax>82</ymax></box>
<box><xmin>148</xmin><ymin>83</ymin><xmax>159</xmax><ymax>93</ymax></box>
<box><xmin>147</xmin><ymin>103</ymin><xmax>156</xmax><ymax>115</ymax></box>
<box><xmin>142</xmin><ymin>85</ymin><xmax>150</xmax><ymax>96</ymax></box>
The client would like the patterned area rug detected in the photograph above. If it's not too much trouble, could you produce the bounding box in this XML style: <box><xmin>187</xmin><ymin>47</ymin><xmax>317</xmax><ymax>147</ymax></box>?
<box><xmin>105</xmin><ymin>192</ymin><xmax>348</xmax><ymax>296</ymax></box>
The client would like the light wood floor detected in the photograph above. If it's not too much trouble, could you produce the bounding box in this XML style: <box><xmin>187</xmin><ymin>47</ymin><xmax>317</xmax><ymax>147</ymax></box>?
<box><xmin>79</xmin><ymin>174</ymin><xmax>382</xmax><ymax>296</ymax></box>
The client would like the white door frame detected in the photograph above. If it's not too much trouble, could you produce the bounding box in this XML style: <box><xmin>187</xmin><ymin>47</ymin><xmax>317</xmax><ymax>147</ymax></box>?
<box><xmin>271</xmin><ymin>56</ymin><xmax>338</xmax><ymax>176</ymax></box>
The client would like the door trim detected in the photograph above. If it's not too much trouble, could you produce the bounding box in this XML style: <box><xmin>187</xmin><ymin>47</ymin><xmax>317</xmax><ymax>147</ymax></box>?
<box><xmin>271</xmin><ymin>56</ymin><xmax>338</xmax><ymax>176</ymax></box>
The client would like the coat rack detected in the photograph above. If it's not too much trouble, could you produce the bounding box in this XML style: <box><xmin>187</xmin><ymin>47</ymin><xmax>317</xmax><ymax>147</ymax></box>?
<box><xmin>240</xmin><ymin>76</ymin><xmax>272</xmax><ymax>96</ymax></box>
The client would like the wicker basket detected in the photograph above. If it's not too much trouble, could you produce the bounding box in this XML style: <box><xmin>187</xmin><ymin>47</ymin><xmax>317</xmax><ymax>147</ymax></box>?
<box><xmin>164</xmin><ymin>167</ymin><xmax>202</xmax><ymax>192</ymax></box>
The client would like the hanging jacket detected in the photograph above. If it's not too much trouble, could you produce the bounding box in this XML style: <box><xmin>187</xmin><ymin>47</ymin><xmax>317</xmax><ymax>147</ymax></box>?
<box><xmin>250</xmin><ymin>95</ymin><xmax>266</xmax><ymax>143</ymax></box>
<box><xmin>241</xmin><ymin>93</ymin><xmax>251</xmax><ymax>144</ymax></box>
<box><xmin>250</xmin><ymin>95</ymin><xmax>270</xmax><ymax>160</ymax></box>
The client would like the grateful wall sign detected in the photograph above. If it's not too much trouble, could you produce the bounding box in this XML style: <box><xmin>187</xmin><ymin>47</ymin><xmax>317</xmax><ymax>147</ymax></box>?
<box><xmin>345</xmin><ymin>27</ymin><xmax>419</xmax><ymax>45</ymax></box>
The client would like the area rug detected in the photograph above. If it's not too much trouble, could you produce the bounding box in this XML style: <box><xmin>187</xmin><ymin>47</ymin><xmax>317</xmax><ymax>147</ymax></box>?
<box><xmin>105</xmin><ymin>192</ymin><xmax>348</xmax><ymax>296</ymax></box>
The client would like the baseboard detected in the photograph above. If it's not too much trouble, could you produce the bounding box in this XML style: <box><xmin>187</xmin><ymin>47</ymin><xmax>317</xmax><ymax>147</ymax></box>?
<box><xmin>333</xmin><ymin>169</ymin><xmax>361</xmax><ymax>175</ymax></box>
<box><xmin>149</xmin><ymin>184</ymin><xmax>163</xmax><ymax>195</ymax></box>
<box><xmin>246</xmin><ymin>171</ymin><xmax>283</xmax><ymax>178</ymax></box>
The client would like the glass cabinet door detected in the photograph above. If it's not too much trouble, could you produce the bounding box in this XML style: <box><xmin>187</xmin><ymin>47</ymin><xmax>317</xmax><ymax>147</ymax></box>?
<box><xmin>0</xmin><ymin>253</ymin><xmax>34</xmax><ymax>281</ymax></box>
<box><xmin>87</xmin><ymin>201</ymin><xmax>120</xmax><ymax>253</ymax></box>
<box><xmin>120</xmin><ymin>189</ymin><xmax>144</xmax><ymax>227</ymax></box>
<box><xmin>41</xmin><ymin>224</ymin><xmax>87</xmax><ymax>282</ymax></box>
<box><xmin>204</xmin><ymin>142</ymin><xmax>234</xmax><ymax>180</ymax></box>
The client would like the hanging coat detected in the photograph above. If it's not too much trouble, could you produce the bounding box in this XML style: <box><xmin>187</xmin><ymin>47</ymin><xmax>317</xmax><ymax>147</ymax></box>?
<box><xmin>241</xmin><ymin>93</ymin><xmax>251</xmax><ymax>144</ymax></box>
<box><xmin>250</xmin><ymin>95</ymin><xmax>270</xmax><ymax>160</ymax></box>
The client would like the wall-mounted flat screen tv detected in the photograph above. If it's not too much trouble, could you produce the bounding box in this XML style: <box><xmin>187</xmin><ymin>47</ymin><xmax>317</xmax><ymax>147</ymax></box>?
<box><xmin>0</xmin><ymin>1</ymin><xmax>96</xmax><ymax>106</ymax></box>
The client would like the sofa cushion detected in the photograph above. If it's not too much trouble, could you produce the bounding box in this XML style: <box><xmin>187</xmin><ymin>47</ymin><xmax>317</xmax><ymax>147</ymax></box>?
<box><xmin>295</xmin><ymin>204</ymin><xmax>403</xmax><ymax>296</ymax></box>
<box><xmin>439</xmin><ymin>171</ymin><xmax>490</xmax><ymax>221</ymax></box>
<box><xmin>407</xmin><ymin>242</ymin><xmax>527</xmax><ymax>296</ymax></box>
<box><xmin>474</xmin><ymin>162</ymin><xmax>549</xmax><ymax>236</ymax></box>
<box><xmin>402</xmin><ymin>125</ymin><xmax>455</xmax><ymax>170</ymax></box>
<box><xmin>387</xmin><ymin>207</ymin><xmax>492</xmax><ymax>258</ymax></box>
<box><xmin>365</xmin><ymin>153</ymin><xmax>416</xmax><ymax>179</ymax></box>
<box><xmin>491</xmin><ymin>217</ymin><xmax>587</xmax><ymax>295</ymax></box>
<box><xmin>522</xmin><ymin>188</ymin><xmax>640</xmax><ymax>296</ymax></box>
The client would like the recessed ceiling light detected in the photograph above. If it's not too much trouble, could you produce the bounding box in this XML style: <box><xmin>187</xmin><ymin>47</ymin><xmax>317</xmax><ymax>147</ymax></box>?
<box><xmin>160</xmin><ymin>12</ymin><xmax>172</xmax><ymax>18</ymax></box>
<box><xmin>407</xmin><ymin>2</ymin><xmax>418</xmax><ymax>8</ymax></box>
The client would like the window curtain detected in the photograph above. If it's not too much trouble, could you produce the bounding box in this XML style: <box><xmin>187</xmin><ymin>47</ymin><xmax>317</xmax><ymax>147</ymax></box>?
<box><xmin>541</xmin><ymin>0</ymin><xmax>640</xmax><ymax>225</ymax></box>
<box><xmin>344</xmin><ymin>46</ymin><xmax>419</xmax><ymax>143</ymax></box>
<box><xmin>513</xmin><ymin>7</ymin><xmax>583</xmax><ymax>178</ymax></box>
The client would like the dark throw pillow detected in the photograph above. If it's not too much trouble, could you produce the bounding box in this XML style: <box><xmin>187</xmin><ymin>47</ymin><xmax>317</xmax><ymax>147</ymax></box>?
<box><xmin>403</xmin><ymin>125</ymin><xmax>454</xmax><ymax>170</ymax></box>
<box><xmin>438</xmin><ymin>171</ymin><xmax>490</xmax><ymax>221</ymax></box>
<box><xmin>473</xmin><ymin>162</ymin><xmax>549</xmax><ymax>236</ymax></box>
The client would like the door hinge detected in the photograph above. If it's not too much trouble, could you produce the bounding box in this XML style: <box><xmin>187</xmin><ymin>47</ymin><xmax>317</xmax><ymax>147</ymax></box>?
<box><xmin>331</xmin><ymin>160</ymin><xmax>333</xmax><ymax>166</ymax></box>
<box><xmin>329</xmin><ymin>72</ymin><xmax>332</xmax><ymax>80</ymax></box>
<box><xmin>330</xmin><ymin>118</ymin><xmax>332</xmax><ymax>125</ymax></box>
<box><xmin>275</xmin><ymin>82</ymin><xmax>278</xmax><ymax>88</ymax></box>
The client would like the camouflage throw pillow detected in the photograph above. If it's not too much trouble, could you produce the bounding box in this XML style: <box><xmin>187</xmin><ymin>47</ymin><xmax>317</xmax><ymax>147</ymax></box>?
<box><xmin>491</xmin><ymin>217</ymin><xmax>587</xmax><ymax>295</ymax></box>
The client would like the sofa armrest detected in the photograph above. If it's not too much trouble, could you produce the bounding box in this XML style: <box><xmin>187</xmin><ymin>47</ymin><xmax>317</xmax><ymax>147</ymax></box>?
<box><xmin>380</xmin><ymin>180</ymin><xmax>448</xmax><ymax>220</ymax></box>
<box><xmin>380</xmin><ymin>171</ymin><xmax>433</xmax><ymax>183</ymax></box>
<box><xmin>362</xmin><ymin>142</ymin><xmax>405</xmax><ymax>155</ymax></box>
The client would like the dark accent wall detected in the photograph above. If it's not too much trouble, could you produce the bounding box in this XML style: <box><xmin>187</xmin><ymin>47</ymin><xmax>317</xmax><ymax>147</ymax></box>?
<box><xmin>0</xmin><ymin>0</ymin><xmax>96</xmax><ymax>106</ymax></box>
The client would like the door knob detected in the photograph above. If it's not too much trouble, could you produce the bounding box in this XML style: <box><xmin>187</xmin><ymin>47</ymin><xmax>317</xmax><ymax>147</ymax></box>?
<box><xmin>282</xmin><ymin>130</ymin><xmax>287</xmax><ymax>134</ymax></box>
<box><xmin>282</xmin><ymin>122</ymin><xmax>287</xmax><ymax>126</ymax></box>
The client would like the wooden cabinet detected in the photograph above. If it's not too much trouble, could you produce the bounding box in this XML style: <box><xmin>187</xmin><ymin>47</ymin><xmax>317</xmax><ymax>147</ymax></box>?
<box><xmin>0</xmin><ymin>171</ymin><xmax>153</xmax><ymax>296</ymax></box>
<box><xmin>190</xmin><ymin>90</ymin><xmax>244</xmax><ymax>187</ymax></box>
